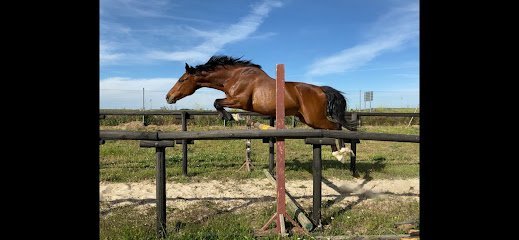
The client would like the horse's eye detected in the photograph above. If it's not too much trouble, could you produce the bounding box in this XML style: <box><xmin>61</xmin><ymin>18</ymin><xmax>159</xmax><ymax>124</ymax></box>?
<box><xmin>178</xmin><ymin>79</ymin><xmax>185</xmax><ymax>83</ymax></box>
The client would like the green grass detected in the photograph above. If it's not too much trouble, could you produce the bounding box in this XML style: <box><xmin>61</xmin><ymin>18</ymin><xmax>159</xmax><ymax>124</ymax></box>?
<box><xmin>357</xmin><ymin>107</ymin><xmax>418</xmax><ymax>113</ymax></box>
<box><xmin>101</xmin><ymin>203</ymin><xmax>263</xmax><ymax>239</ymax></box>
<box><xmin>354</xmin><ymin>107</ymin><xmax>419</xmax><ymax>125</ymax></box>
<box><xmin>100</xmin><ymin>107</ymin><xmax>419</xmax><ymax>127</ymax></box>
<box><xmin>100</xmin><ymin>123</ymin><xmax>419</xmax><ymax>239</ymax></box>
<box><xmin>100</xmin><ymin>125</ymin><xmax>418</xmax><ymax>182</ymax></box>
<box><xmin>101</xmin><ymin>203</ymin><xmax>290</xmax><ymax>240</ymax></box>
<box><xmin>321</xmin><ymin>198</ymin><xmax>419</xmax><ymax>236</ymax></box>
<box><xmin>100</xmin><ymin>198</ymin><xmax>418</xmax><ymax>239</ymax></box>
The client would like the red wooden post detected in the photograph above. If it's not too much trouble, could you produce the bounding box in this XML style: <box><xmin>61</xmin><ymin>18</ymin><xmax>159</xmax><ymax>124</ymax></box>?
<box><xmin>275</xmin><ymin>64</ymin><xmax>286</xmax><ymax>232</ymax></box>
<box><xmin>257</xmin><ymin>64</ymin><xmax>303</xmax><ymax>236</ymax></box>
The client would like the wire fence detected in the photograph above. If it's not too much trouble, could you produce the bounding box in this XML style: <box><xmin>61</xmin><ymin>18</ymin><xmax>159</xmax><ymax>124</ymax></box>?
<box><xmin>341</xmin><ymin>90</ymin><xmax>419</xmax><ymax>110</ymax></box>
<box><xmin>100</xmin><ymin>88</ymin><xmax>419</xmax><ymax>111</ymax></box>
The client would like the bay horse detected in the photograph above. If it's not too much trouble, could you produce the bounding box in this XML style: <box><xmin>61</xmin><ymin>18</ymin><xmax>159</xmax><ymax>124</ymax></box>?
<box><xmin>165</xmin><ymin>56</ymin><xmax>357</xmax><ymax>161</ymax></box>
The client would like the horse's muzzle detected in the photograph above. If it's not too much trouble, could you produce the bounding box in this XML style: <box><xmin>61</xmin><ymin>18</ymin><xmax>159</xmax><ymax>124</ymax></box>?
<box><xmin>166</xmin><ymin>95</ymin><xmax>177</xmax><ymax>104</ymax></box>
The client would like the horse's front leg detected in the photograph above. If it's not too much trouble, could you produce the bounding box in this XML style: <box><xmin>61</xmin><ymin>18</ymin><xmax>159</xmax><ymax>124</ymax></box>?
<box><xmin>214</xmin><ymin>98</ymin><xmax>242</xmax><ymax>121</ymax></box>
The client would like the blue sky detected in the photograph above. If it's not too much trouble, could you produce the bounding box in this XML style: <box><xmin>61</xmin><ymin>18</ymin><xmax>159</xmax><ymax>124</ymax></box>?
<box><xmin>100</xmin><ymin>0</ymin><xmax>419</xmax><ymax>110</ymax></box>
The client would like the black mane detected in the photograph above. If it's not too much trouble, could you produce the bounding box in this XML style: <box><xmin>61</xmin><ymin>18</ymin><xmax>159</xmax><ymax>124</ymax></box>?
<box><xmin>193</xmin><ymin>55</ymin><xmax>262</xmax><ymax>72</ymax></box>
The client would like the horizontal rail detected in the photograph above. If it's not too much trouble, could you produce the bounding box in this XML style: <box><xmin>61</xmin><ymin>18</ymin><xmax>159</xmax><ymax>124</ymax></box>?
<box><xmin>99</xmin><ymin>109</ymin><xmax>266</xmax><ymax>116</ymax></box>
<box><xmin>99</xmin><ymin>109</ymin><xmax>419</xmax><ymax>118</ymax></box>
<box><xmin>100</xmin><ymin>131</ymin><xmax>158</xmax><ymax>140</ymax></box>
<box><xmin>354</xmin><ymin>112</ymin><xmax>419</xmax><ymax>117</ymax></box>
<box><xmin>100</xmin><ymin>129</ymin><xmax>419</xmax><ymax>143</ymax></box>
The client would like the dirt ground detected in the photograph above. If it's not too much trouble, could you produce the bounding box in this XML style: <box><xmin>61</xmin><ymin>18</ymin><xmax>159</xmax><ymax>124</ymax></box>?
<box><xmin>100</xmin><ymin>177</ymin><xmax>419</xmax><ymax>215</ymax></box>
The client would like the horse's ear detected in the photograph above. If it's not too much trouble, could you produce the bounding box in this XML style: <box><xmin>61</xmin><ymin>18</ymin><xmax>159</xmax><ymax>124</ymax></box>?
<box><xmin>185</xmin><ymin>63</ymin><xmax>195</xmax><ymax>74</ymax></box>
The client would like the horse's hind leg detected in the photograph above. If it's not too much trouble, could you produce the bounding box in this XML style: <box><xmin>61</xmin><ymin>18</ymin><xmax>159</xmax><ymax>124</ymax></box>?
<box><xmin>319</xmin><ymin>122</ymin><xmax>346</xmax><ymax>162</ymax></box>
<box><xmin>310</xmin><ymin>120</ymin><xmax>348</xmax><ymax>159</ymax></box>
<box><xmin>298</xmin><ymin>113</ymin><xmax>345</xmax><ymax>161</ymax></box>
<box><xmin>338</xmin><ymin>139</ymin><xmax>345</xmax><ymax>152</ymax></box>
<box><xmin>338</xmin><ymin>139</ymin><xmax>354</xmax><ymax>157</ymax></box>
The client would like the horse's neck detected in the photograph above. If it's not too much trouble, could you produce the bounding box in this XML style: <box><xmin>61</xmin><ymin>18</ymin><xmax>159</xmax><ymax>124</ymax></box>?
<box><xmin>198</xmin><ymin>66</ymin><xmax>269</xmax><ymax>91</ymax></box>
<box><xmin>197</xmin><ymin>72</ymin><xmax>228</xmax><ymax>91</ymax></box>
<box><xmin>227</xmin><ymin>67</ymin><xmax>272</xmax><ymax>84</ymax></box>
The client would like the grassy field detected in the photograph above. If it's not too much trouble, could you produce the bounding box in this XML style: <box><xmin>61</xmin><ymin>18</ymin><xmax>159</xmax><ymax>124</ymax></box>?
<box><xmin>100</xmin><ymin>122</ymin><xmax>419</xmax><ymax>239</ymax></box>
<box><xmin>100</xmin><ymin>198</ymin><xmax>419</xmax><ymax>239</ymax></box>
<box><xmin>100</xmin><ymin>124</ymin><xmax>419</xmax><ymax>182</ymax></box>
<box><xmin>100</xmin><ymin>107</ymin><xmax>419</xmax><ymax>126</ymax></box>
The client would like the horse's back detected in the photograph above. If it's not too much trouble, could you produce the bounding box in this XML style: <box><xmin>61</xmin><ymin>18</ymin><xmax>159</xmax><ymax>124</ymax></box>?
<box><xmin>289</xmin><ymin>82</ymin><xmax>327</xmax><ymax>109</ymax></box>
<box><xmin>248</xmin><ymin>80</ymin><xmax>320</xmax><ymax>116</ymax></box>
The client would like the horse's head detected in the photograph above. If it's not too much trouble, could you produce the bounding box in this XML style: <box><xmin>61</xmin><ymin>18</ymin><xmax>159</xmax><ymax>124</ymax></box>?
<box><xmin>166</xmin><ymin>63</ymin><xmax>201</xmax><ymax>104</ymax></box>
<box><xmin>166</xmin><ymin>56</ymin><xmax>256</xmax><ymax>104</ymax></box>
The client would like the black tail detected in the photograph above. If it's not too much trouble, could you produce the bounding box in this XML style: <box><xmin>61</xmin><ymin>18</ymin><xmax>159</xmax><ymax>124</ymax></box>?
<box><xmin>320</xmin><ymin>86</ymin><xmax>358</xmax><ymax>131</ymax></box>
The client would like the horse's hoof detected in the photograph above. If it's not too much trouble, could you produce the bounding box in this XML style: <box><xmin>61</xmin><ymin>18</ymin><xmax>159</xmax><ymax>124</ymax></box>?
<box><xmin>340</xmin><ymin>147</ymin><xmax>355</xmax><ymax>157</ymax></box>
<box><xmin>226</xmin><ymin>115</ymin><xmax>235</xmax><ymax>121</ymax></box>
<box><xmin>332</xmin><ymin>151</ymin><xmax>344</xmax><ymax>162</ymax></box>
<box><xmin>220</xmin><ymin>112</ymin><xmax>235</xmax><ymax>121</ymax></box>
<box><xmin>231</xmin><ymin>113</ymin><xmax>243</xmax><ymax>121</ymax></box>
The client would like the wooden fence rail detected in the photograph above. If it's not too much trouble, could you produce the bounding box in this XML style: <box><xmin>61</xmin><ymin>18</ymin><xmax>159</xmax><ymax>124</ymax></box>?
<box><xmin>99</xmin><ymin>109</ymin><xmax>419</xmax><ymax>118</ymax></box>
<box><xmin>100</xmin><ymin>129</ymin><xmax>419</xmax><ymax>142</ymax></box>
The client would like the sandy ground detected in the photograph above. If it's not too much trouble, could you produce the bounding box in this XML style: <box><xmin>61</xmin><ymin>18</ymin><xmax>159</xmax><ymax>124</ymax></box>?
<box><xmin>100</xmin><ymin>177</ymin><xmax>419</xmax><ymax>215</ymax></box>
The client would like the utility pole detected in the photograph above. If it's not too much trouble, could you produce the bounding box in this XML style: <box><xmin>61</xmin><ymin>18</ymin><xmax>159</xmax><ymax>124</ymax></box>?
<box><xmin>142</xmin><ymin>88</ymin><xmax>146</xmax><ymax>126</ymax></box>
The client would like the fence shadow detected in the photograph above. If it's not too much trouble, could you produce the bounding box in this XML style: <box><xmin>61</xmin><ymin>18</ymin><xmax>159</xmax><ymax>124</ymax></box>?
<box><xmin>287</xmin><ymin>156</ymin><xmax>387</xmax><ymax>177</ymax></box>
<box><xmin>287</xmin><ymin>157</ymin><xmax>418</xmax><ymax>226</ymax></box>
<box><xmin>102</xmin><ymin>156</ymin><xmax>411</xmax><ymax>229</ymax></box>
<box><xmin>100</xmin><ymin>195</ymin><xmax>276</xmax><ymax>230</ymax></box>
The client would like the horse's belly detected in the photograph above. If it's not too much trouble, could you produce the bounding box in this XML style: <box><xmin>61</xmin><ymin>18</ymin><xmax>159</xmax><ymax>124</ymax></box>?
<box><xmin>249</xmin><ymin>89</ymin><xmax>270</xmax><ymax>113</ymax></box>
<box><xmin>251</xmin><ymin>90</ymin><xmax>299</xmax><ymax>116</ymax></box>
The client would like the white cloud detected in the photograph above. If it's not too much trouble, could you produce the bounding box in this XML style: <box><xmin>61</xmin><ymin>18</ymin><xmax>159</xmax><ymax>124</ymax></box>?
<box><xmin>101</xmin><ymin>0</ymin><xmax>170</xmax><ymax>18</ymax></box>
<box><xmin>249</xmin><ymin>32</ymin><xmax>278</xmax><ymax>40</ymax></box>
<box><xmin>393</xmin><ymin>73</ymin><xmax>419</xmax><ymax>78</ymax></box>
<box><xmin>100</xmin><ymin>0</ymin><xmax>216</xmax><ymax>66</ymax></box>
<box><xmin>100</xmin><ymin>77</ymin><xmax>176</xmax><ymax>90</ymax></box>
<box><xmin>147</xmin><ymin>50</ymin><xmax>214</xmax><ymax>64</ymax></box>
<box><xmin>100</xmin><ymin>41</ymin><xmax>126</xmax><ymax>64</ymax></box>
<box><xmin>147</xmin><ymin>0</ymin><xmax>283</xmax><ymax>63</ymax></box>
<box><xmin>307</xmin><ymin>2</ymin><xmax>418</xmax><ymax>76</ymax></box>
